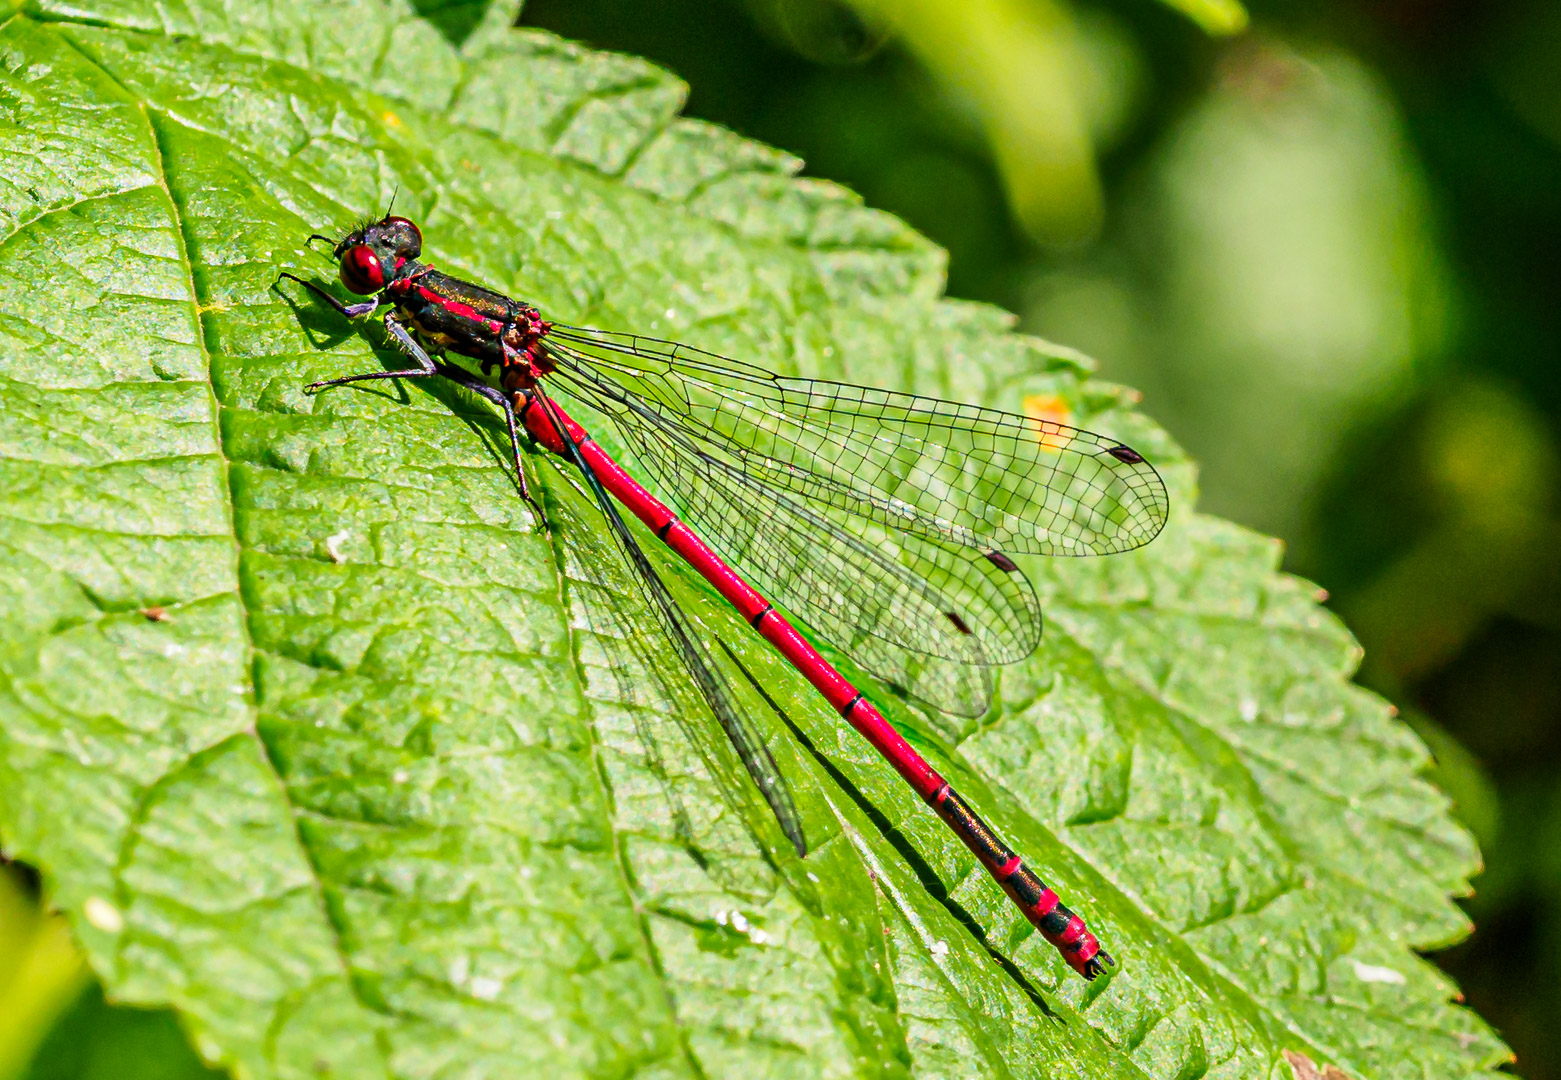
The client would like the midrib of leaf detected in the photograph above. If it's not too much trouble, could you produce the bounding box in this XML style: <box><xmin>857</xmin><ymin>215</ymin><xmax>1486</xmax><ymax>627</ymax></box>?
<box><xmin>0</xmin><ymin>14</ymin><xmax>694</xmax><ymax>1079</ymax></box>
<box><xmin>146</xmin><ymin>98</ymin><xmax>397</xmax><ymax>1075</ymax></box>
<box><xmin>0</xmin><ymin>17</ymin><xmax>405</xmax><ymax>1074</ymax></box>
<box><xmin>65</xmin><ymin>23</ymin><xmax>929</xmax><ymax>1079</ymax></box>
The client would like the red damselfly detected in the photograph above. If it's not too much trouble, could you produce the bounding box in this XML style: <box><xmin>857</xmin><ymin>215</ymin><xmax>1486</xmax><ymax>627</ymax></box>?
<box><xmin>278</xmin><ymin>214</ymin><xmax>1168</xmax><ymax>979</ymax></box>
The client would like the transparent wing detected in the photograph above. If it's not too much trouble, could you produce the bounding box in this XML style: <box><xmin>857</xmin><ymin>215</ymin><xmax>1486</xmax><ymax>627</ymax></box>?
<box><xmin>547</xmin><ymin>327</ymin><xmax>1169</xmax><ymax>558</ymax></box>
<box><xmin>550</xmin><ymin>349</ymin><xmax>1045</xmax><ymax>718</ymax></box>
<box><xmin>534</xmin><ymin>395</ymin><xmax>807</xmax><ymax>856</ymax></box>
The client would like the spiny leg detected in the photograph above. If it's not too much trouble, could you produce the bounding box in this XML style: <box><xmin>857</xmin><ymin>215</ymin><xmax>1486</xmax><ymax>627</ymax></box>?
<box><xmin>432</xmin><ymin>362</ymin><xmax>549</xmax><ymax>530</ymax></box>
<box><xmin>277</xmin><ymin>274</ymin><xmax>423</xmax><ymax>391</ymax></box>
<box><xmin>304</xmin><ymin>315</ymin><xmax>545</xmax><ymax>524</ymax></box>
<box><xmin>305</xmin><ymin>311</ymin><xmax>439</xmax><ymax>392</ymax></box>
<box><xmin>282</xmin><ymin>276</ymin><xmax>546</xmax><ymax>527</ymax></box>
<box><xmin>277</xmin><ymin>272</ymin><xmax>380</xmax><ymax>320</ymax></box>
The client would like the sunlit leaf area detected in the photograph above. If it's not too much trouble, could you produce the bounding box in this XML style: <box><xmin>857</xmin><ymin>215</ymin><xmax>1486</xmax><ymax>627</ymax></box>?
<box><xmin>1</xmin><ymin>0</ymin><xmax>1555</xmax><ymax>1078</ymax></box>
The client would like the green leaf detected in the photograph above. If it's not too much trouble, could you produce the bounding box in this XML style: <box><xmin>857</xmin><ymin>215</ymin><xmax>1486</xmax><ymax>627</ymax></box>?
<box><xmin>22</xmin><ymin>981</ymin><xmax>225</xmax><ymax>1080</ymax></box>
<box><xmin>1148</xmin><ymin>0</ymin><xmax>1248</xmax><ymax>36</ymax></box>
<box><xmin>0</xmin><ymin>3</ymin><xmax>1507</xmax><ymax>1079</ymax></box>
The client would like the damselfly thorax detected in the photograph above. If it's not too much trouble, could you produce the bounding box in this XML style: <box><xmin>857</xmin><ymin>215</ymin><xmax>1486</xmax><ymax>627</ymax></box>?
<box><xmin>304</xmin><ymin>214</ymin><xmax>558</xmax><ymax>393</ymax></box>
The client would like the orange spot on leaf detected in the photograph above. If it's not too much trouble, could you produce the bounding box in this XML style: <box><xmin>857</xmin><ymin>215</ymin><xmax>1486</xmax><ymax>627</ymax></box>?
<box><xmin>1023</xmin><ymin>393</ymin><xmax>1074</xmax><ymax>453</ymax></box>
<box><xmin>1282</xmin><ymin>1050</ymin><xmax>1355</xmax><ymax>1080</ymax></box>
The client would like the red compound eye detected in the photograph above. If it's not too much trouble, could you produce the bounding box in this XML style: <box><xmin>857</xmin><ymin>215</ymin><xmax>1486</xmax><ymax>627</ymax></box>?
<box><xmin>383</xmin><ymin>215</ymin><xmax>422</xmax><ymax>256</ymax></box>
<box><xmin>339</xmin><ymin>244</ymin><xmax>385</xmax><ymax>294</ymax></box>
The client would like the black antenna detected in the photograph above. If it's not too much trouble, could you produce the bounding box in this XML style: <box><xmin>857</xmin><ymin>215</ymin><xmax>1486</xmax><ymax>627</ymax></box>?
<box><xmin>384</xmin><ymin>185</ymin><xmax>400</xmax><ymax>221</ymax></box>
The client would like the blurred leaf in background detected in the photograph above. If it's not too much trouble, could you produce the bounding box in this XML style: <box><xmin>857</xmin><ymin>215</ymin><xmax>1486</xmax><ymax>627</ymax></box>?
<box><xmin>807</xmin><ymin>0</ymin><xmax>1245</xmax><ymax>248</ymax></box>
<box><xmin>1488</xmin><ymin>0</ymin><xmax>1561</xmax><ymax>153</ymax></box>
<box><xmin>1340</xmin><ymin>380</ymin><xmax>1557</xmax><ymax>688</ymax></box>
<box><xmin>848</xmin><ymin>0</ymin><xmax>1105</xmax><ymax>246</ymax></box>
<box><xmin>1031</xmin><ymin>38</ymin><xmax>1455</xmax><ymax>551</ymax></box>
<box><xmin>21</xmin><ymin>981</ymin><xmax>223</xmax><ymax>1080</ymax></box>
<box><xmin>0</xmin><ymin>866</ymin><xmax>83</xmax><ymax>1079</ymax></box>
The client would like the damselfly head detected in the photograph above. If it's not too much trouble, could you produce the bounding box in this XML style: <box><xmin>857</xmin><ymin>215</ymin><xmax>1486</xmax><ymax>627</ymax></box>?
<box><xmin>326</xmin><ymin>215</ymin><xmax>424</xmax><ymax>295</ymax></box>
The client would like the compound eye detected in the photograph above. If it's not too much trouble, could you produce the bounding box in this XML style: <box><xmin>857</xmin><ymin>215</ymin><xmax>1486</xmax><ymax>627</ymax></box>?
<box><xmin>339</xmin><ymin>244</ymin><xmax>385</xmax><ymax>294</ymax></box>
<box><xmin>383</xmin><ymin>215</ymin><xmax>422</xmax><ymax>258</ymax></box>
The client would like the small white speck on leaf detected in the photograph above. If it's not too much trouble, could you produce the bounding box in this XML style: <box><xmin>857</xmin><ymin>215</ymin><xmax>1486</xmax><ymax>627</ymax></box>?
<box><xmin>392</xmin><ymin>770</ymin><xmax>409</xmax><ymax>784</ymax></box>
<box><xmin>470</xmin><ymin>976</ymin><xmax>502</xmax><ymax>1001</ymax></box>
<box><xmin>1238</xmin><ymin>697</ymin><xmax>1259</xmax><ymax>721</ymax></box>
<box><xmin>729</xmin><ymin>911</ymin><xmax>751</xmax><ymax>933</ymax></box>
<box><xmin>1351</xmin><ymin>960</ymin><xmax>1406</xmax><ymax>984</ymax></box>
<box><xmin>83</xmin><ymin>896</ymin><xmax>123</xmax><ymax>933</ymax></box>
<box><xmin>930</xmin><ymin>940</ymin><xmax>949</xmax><ymax>958</ymax></box>
<box><xmin>324</xmin><ymin>530</ymin><xmax>351</xmax><ymax>563</ymax></box>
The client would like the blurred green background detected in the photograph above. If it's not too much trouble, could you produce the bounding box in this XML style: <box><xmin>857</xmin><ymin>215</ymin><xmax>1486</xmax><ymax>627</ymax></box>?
<box><xmin>5</xmin><ymin>0</ymin><xmax>1559</xmax><ymax>1075</ymax></box>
